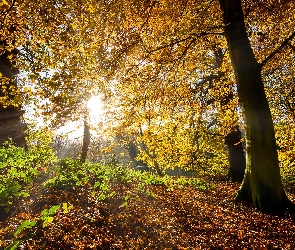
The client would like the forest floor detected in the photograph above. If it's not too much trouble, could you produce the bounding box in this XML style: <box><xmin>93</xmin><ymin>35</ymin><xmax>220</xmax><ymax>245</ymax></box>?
<box><xmin>1</xmin><ymin>175</ymin><xmax>295</xmax><ymax>250</ymax></box>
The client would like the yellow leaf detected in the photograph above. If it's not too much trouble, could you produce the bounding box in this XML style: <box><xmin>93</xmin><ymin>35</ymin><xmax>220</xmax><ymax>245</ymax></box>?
<box><xmin>88</xmin><ymin>4</ymin><xmax>95</xmax><ymax>13</ymax></box>
<box><xmin>1</xmin><ymin>0</ymin><xmax>9</xmax><ymax>7</ymax></box>
<box><xmin>24</xmin><ymin>87</ymin><xmax>31</xmax><ymax>92</ymax></box>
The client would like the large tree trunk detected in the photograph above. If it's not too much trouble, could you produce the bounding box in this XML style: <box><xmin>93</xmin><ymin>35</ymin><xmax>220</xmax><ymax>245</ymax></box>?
<box><xmin>0</xmin><ymin>108</ymin><xmax>27</xmax><ymax>148</ymax></box>
<box><xmin>225</xmin><ymin>126</ymin><xmax>246</xmax><ymax>182</ymax></box>
<box><xmin>0</xmin><ymin>49</ymin><xmax>26</xmax><ymax>148</ymax></box>
<box><xmin>219</xmin><ymin>0</ymin><xmax>292</xmax><ymax>212</ymax></box>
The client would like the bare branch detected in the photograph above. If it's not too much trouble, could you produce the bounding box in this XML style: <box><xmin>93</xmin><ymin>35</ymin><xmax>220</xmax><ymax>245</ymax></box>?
<box><xmin>260</xmin><ymin>31</ymin><xmax>295</xmax><ymax>68</ymax></box>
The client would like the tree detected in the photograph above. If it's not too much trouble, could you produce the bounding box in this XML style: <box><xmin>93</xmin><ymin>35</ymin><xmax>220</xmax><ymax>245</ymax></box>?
<box><xmin>80</xmin><ymin>109</ymin><xmax>90</xmax><ymax>163</ymax></box>
<box><xmin>225</xmin><ymin>126</ymin><xmax>246</xmax><ymax>182</ymax></box>
<box><xmin>0</xmin><ymin>49</ymin><xmax>26</xmax><ymax>148</ymax></box>
<box><xmin>3</xmin><ymin>0</ymin><xmax>295</xmax><ymax>212</ymax></box>
<box><xmin>13</xmin><ymin>0</ymin><xmax>107</xmax><ymax>129</ymax></box>
<box><xmin>0</xmin><ymin>2</ymin><xmax>26</xmax><ymax>148</ymax></box>
<box><xmin>99</xmin><ymin>0</ymin><xmax>294</xmax><ymax>212</ymax></box>
<box><xmin>105</xmin><ymin>77</ymin><xmax>230</xmax><ymax>176</ymax></box>
<box><xmin>192</xmin><ymin>46</ymin><xmax>246</xmax><ymax>181</ymax></box>
<box><xmin>219</xmin><ymin>0</ymin><xmax>292</xmax><ymax>211</ymax></box>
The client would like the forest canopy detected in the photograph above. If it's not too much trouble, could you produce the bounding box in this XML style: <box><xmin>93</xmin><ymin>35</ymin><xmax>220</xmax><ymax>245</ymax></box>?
<box><xmin>1</xmin><ymin>0</ymin><xmax>295</xmax><ymax>213</ymax></box>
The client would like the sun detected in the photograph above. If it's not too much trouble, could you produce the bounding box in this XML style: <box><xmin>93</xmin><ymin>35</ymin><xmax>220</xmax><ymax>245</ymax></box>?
<box><xmin>87</xmin><ymin>95</ymin><xmax>105</xmax><ymax>121</ymax></box>
<box><xmin>56</xmin><ymin>95</ymin><xmax>106</xmax><ymax>138</ymax></box>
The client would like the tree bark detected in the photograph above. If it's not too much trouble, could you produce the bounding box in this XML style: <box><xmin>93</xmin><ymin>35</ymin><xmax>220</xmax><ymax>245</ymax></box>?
<box><xmin>153</xmin><ymin>160</ymin><xmax>164</xmax><ymax>176</ymax></box>
<box><xmin>80</xmin><ymin>113</ymin><xmax>90</xmax><ymax>163</ymax></box>
<box><xmin>225</xmin><ymin>126</ymin><xmax>246</xmax><ymax>182</ymax></box>
<box><xmin>219</xmin><ymin>0</ymin><xmax>292</xmax><ymax>212</ymax></box>
<box><xmin>0</xmin><ymin>49</ymin><xmax>26</xmax><ymax>148</ymax></box>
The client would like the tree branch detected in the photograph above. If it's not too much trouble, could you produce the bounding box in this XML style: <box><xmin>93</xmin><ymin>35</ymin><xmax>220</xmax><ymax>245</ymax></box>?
<box><xmin>287</xmin><ymin>42</ymin><xmax>295</xmax><ymax>51</ymax></box>
<box><xmin>139</xmin><ymin>0</ymin><xmax>157</xmax><ymax>31</ymax></box>
<box><xmin>0</xmin><ymin>0</ymin><xmax>17</xmax><ymax>30</ymax></box>
<box><xmin>260</xmin><ymin>31</ymin><xmax>295</xmax><ymax>68</ymax></box>
<box><xmin>147</xmin><ymin>35</ymin><xmax>194</xmax><ymax>54</ymax></box>
<box><xmin>176</xmin><ymin>37</ymin><xmax>196</xmax><ymax>61</ymax></box>
<box><xmin>146</xmin><ymin>30</ymin><xmax>224</xmax><ymax>55</ymax></box>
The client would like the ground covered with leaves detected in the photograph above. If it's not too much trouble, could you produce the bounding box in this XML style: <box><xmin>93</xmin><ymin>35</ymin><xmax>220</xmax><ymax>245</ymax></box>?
<box><xmin>1</xmin><ymin>164</ymin><xmax>295</xmax><ymax>250</ymax></box>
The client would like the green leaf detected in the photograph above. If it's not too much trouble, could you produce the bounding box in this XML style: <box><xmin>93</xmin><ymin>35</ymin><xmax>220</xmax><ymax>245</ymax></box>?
<box><xmin>14</xmin><ymin>220</ymin><xmax>36</xmax><ymax>237</ymax></box>
<box><xmin>62</xmin><ymin>202</ymin><xmax>73</xmax><ymax>213</ymax></box>
<box><xmin>98</xmin><ymin>193</ymin><xmax>106</xmax><ymax>200</ymax></box>
<box><xmin>121</xmin><ymin>201</ymin><xmax>128</xmax><ymax>207</ymax></box>
<box><xmin>48</xmin><ymin>204</ymin><xmax>60</xmax><ymax>215</ymax></box>
<box><xmin>43</xmin><ymin>216</ymin><xmax>54</xmax><ymax>227</ymax></box>
<box><xmin>4</xmin><ymin>240</ymin><xmax>20</xmax><ymax>250</ymax></box>
<box><xmin>41</xmin><ymin>208</ymin><xmax>49</xmax><ymax>218</ymax></box>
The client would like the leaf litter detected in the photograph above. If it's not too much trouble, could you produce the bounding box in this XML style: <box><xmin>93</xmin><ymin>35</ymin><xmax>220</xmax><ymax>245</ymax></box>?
<box><xmin>1</xmin><ymin>175</ymin><xmax>295</xmax><ymax>250</ymax></box>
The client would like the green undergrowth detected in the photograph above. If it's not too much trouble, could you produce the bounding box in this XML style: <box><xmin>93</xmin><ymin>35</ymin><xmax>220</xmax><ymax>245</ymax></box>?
<box><xmin>1</xmin><ymin>146</ymin><xmax>213</xmax><ymax>250</ymax></box>
<box><xmin>3</xmin><ymin>139</ymin><xmax>295</xmax><ymax>216</ymax></box>
<box><xmin>43</xmin><ymin>158</ymin><xmax>213</xmax><ymax>201</ymax></box>
<box><xmin>0</xmin><ymin>141</ymin><xmax>57</xmax><ymax>211</ymax></box>
<box><xmin>4</xmin><ymin>203</ymin><xmax>71</xmax><ymax>250</ymax></box>
<box><xmin>0</xmin><ymin>139</ymin><xmax>212</xmax><ymax>213</ymax></box>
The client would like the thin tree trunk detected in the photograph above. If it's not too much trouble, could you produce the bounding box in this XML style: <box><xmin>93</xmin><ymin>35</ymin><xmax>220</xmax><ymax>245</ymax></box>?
<box><xmin>80</xmin><ymin>112</ymin><xmax>90</xmax><ymax>163</ymax></box>
<box><xmin>139</xmin><ymin>127</ymin><xmax>163</xmax><ymax>176</ymax></box>
<box><xmin>219</xmin><ymin>0</ymin><xmax>292</xmax><ymax>212</ymax></box>
<box><xmin>153</xmin><ymin>160</ymin><xmax>163</xmax><ymax>176</ymax></box>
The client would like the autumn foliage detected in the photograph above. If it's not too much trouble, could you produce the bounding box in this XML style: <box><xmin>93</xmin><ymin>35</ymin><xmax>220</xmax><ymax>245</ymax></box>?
<box><xmin>1</xmin><ymin>0</ymin><xmax>295</xmax><ymax>248</ymax></box>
